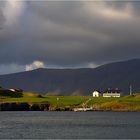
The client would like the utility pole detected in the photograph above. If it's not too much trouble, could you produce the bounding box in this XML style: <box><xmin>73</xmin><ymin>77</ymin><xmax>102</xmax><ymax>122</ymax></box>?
<box><xmin>130</xmin><ymin>85</ymin><xmax>132</xmax><ymax>95</ymax></box>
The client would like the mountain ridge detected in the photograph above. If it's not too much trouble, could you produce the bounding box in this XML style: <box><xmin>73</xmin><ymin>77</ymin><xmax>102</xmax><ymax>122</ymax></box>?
<box><xmin>0</xmin><ymin>59</ymin><xmax>140</xmax><ymax>95</ymax></box>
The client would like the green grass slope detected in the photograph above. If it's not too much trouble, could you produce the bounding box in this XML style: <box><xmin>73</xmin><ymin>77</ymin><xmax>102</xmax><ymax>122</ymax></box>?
<box><xmin>1</xmin><ymin>92</ymin><xmax>140</xmax><ymax>111</ymax></box>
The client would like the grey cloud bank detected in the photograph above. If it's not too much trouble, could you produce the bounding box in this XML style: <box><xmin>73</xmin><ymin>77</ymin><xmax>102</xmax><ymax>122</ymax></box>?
<box><xmin>0</xmin><ymin>1</ymin><xmax>140</xmax><ymax>74</ymax></box>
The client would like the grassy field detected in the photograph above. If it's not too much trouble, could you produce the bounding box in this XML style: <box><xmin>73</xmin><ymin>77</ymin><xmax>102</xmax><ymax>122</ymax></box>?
<box><xmin>0</xmin><ymin>92</ymin><xmax>140</xmax><ymax>111</ymax></box>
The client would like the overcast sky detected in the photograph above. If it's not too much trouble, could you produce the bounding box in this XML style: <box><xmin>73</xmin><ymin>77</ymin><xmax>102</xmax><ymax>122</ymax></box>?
<box><xmin>0</xmin><ymin>0</ymin><xmax>140</xmax><ymax>74</ymax></box>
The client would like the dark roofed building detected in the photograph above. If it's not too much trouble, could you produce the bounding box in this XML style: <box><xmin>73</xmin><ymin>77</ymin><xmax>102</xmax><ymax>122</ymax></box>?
<box><xmin>103</xmin><ymin>88</ymin><xmax>121</xmax><ymax>97</ymax></box>
<box><xmin>9</xmin><ymin>88</ymin><xmax>23</xmax><ymax>93</ymax></box>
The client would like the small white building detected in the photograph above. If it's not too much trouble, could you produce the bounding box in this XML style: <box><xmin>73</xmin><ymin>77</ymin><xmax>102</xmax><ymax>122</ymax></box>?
<box><xmin>9</xmin><ymin>88</ymin><xmax>23</xmax><ymax>92</ymax></box>
<box><xmin>9</xmin><ymin>89</ymin><xmax>16</xmax><ymax>92</ymax></box>
<box><xmin>103</xmin><ymin>93</ymin><xmax>120</xmax><ymax>97</ymax></box>
<box><xmin>92</xmin><ymin>90</ymin><xmax>100</xmax><ymax>97</ymax></box>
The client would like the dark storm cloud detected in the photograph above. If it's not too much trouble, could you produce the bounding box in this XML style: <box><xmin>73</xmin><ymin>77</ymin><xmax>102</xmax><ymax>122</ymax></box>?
<box><xmin>0</xmin><ymin>8</ymin><xmax>5</xmax><ymax>30</ymax></box>
<box><xmin>0</xmin><ymin>1</ymin><xmax>140</xmax><ymax>74</ymax></box>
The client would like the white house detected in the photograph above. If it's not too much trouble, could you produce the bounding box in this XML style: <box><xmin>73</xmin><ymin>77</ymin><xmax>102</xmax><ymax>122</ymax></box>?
<box><xmin>9</xmin><ymin>88</ymin><xmax>23</xmax><ymax>92</ymax></box>
<box><xmin>92</xmin><ymin>90</ymin><xmax>100</xmax><ymax>97</ymax></box>
<box><xmin>9</xmin><ymin>89</ymin><xmax>16</xmax><ymax>92</ymax></box>
<box><xmin>103</xmin><ymin>88</ymin><xmax>121</xmax><ymax>97</ymax></box>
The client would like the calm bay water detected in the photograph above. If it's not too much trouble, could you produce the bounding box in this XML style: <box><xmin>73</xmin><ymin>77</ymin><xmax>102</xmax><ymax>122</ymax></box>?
<box><xmin>0</xmin><ymin>111</ymin><xmax>140</xmax><ymax>139</ymax></box>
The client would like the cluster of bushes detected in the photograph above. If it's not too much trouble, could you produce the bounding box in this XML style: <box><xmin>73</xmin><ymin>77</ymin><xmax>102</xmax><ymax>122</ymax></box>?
<box><xmin>49</xmin><ymin>105</ymin><xmax>72</xmax><ymax>111</ymax></box>
<box><xmin>30</xmin><ymin>103</ymin><xmax>50</xmax><ymax>111</ymax></box>
<box><xmin>0</xmin><ymin>102</ymin><xmax>50</xmax><ymax>111</ymax></box>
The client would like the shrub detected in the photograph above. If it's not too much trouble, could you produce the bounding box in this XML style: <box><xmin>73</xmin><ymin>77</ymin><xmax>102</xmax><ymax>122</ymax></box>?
<box><xmin>37</xmin><ymin>94</ymin><xmax>43</xmax><ymax>98</ymax></box>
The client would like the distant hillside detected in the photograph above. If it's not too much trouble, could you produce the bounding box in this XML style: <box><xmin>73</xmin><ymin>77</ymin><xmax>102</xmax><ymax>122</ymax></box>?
<box><xmin>0</xmin><ymin>59</ymin><xmax>140</xmax><ymax>95</ymax></box>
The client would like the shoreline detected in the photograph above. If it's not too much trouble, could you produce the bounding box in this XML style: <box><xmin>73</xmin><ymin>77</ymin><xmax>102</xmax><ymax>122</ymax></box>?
<box><xmin>0</xmin><ymin>102</ymin><xmax>140</xmax><ymax>112</ymax></box>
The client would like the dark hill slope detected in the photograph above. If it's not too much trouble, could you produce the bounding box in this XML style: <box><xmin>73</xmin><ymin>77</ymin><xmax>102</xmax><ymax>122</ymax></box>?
<box><xmin>0</xmin><ymin>59</ymin><xmax>140</xmax><ymax>95</ymax></box>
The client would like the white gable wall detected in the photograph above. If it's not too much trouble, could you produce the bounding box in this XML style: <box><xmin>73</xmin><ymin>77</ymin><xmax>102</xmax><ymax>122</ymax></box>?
<box><xmin>93</xmin><ymin>91</ymin><xmax>100</xmax><ymax>97</ymax></box>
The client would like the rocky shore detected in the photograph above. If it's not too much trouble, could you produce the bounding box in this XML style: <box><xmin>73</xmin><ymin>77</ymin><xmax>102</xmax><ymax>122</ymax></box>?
<box><xmin>0</xmin><ymin>102</ymin><xmax>50</xmax><ymax>111</ymax></box>
<box><xmin>1</xmin><ymin>102</ymin><xmax>140</xmax><ymax>112</ymax></box>
<box><xmin>0</xmin><ymin>102</ymin><xmax>74</xmax><ymax>111</ymax></box>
